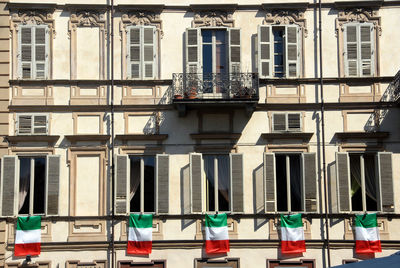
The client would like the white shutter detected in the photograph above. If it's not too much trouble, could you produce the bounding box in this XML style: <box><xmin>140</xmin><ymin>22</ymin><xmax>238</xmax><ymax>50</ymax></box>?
<box><xmin>287</xmin><ymin>113</ymin><xmax>301</xmax><ymax>131</ymax></box>
<box><xmin>302</xmin><ymin>153</ymin><xmax>317</xmax><ymax>212</ymax></box>
<box><xmin>258</xmin><ymin>25</ymin><xmax>272</xmax><ymax>78</ymax></box>
<box><xmin>156</xmin><ymin>154</ymin><xmax>169</xmax><ymax>214</ymax></box>
<box><xmin>377</xmin><ymin>152</ymin><xmax>394</xmax><ymax>212</ymax></box>
<box><xmin>230</xmin><ymin>153</ymin><xmax>243</xmax><ymax>213</ymax></box>
<box><xmin>190</xmin><ymin>153</ymin><xmax>203</xmax><ymax>213</ymax></box>
<box><xmin>19</xmin><ymin>26</ymin><xmax>33</xmax><ymax>79</ymax></box>
<box><xmin>115</xmin><ymin>155</ymin><xmax>129</xmax><ymax>215</ymax></box>
<box><xmin>127</xmin><ymin>26</ymin><xmax>141</xmax><ymax>79</ymax></box>
<box><xmin>1</xmin><ymin>156</ymin><xmax>18</xmax><ymax>216</ymax></box>
<box><xmin>285</xmin><ymin>25</ymin><xmax>300</xmax><ymax>78</ymax></box>
<box><xmin>34</xmin><ymin>26</ymin><xmax>47</xmax><ymax>79</ymax></box>
<box><xmin>360</xmin><ymin>24</ymin><xmax>374</xmax><ymax>76</ymax></box>
<box><xmin>46</xmin><ymin>155</ymin><xmax>60</xmax><ymax>215</ymax></box>
<box><xmin>33</xmin><ymin>115</ymin><xmax>48</xmax><ymax>134</ymax></box>
<box><xmin>228</xmin><ymin>28</ymin><xmax>241</xmax><ymax>73</ymax></box>
<box><xmin>143</xmin><ymin>26</ymin><xmax>157</xmax><ymax>79</ymax></box>
<box><xmin>272</xmin><ymin>113</ymin><xmax>286</xmax><ymax>132</ymax></box>
<box><xmin>344</xmin><ymin>24</ymin><xmax>359</xmax><ymax>77</ymax></box>
<box><xmin>264</xmin><ymin>153</ymin><xmax>276</xmax><ymax>212</ymax></box>
<box><xmin>17</xmin><ymin>115</ymin><xmax>32</xmax><ymax>135</ymax></box>
<box><xmin>186</xmin><ymin>28</ymin><xmax>201</xmax><ymax>74</ymax></box>
<box><xmin>336</xmin><ymin>152</ymin><xmax>351</xmax><ymax>212</ymax></box>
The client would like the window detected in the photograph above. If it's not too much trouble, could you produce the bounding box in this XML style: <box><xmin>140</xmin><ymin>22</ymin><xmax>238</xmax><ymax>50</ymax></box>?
<box><xmin>336</xmin><ymin>152</ymin><xmax>394</xmax><ymax>212</ymax></box>
<box><xmin>190</xmin><ymin>153</ymin><xmax>243</xmax><ymax>213</ymax></box>
<box><xmin>264</xmin><ymin>153</ymin><xmax>317</xmax><ymax>212</ymax></box>
<box><xmin>258</xmin><ymin>25</ymin><xmax>301</xmax><ymax>78</ymax></box>
<box><xmin>0</xmin><ymin>155</ymin><xmax>60</xmax><ymax>216</ymax></box>
<box><xmin>196</xmin><ymin>259</ymin><xmax>239</xmax><ymax>268</ymax></box>
<box><xmin>272</xmin><ymin>113</ymin><xmax>301</xmax><ymax>132</ymax></box>
<box><xmin>268</xmin><ymin>260</ymin><xmax>314</xmax><ymax>268</ymax></box>
<box><xmin>16</xmin><ymin>114</ymin><xmax>48</xmax><ymax>135</ymax></box>
<box><xmin>115</xmin><ymin>154</ymin><xmax>169</xmax><ymax>214</ymax></box>
<box><xmin>18</xmin><ymin>25</ymin><xmax>49</xmax><ymax>79</ymax></box>
<box><xmin>120</xmin><ymin>261</ymin><xmax>165</xmax><ymax>268</ymax></box>
<box><xmin>343</xmin><ymin>23</ymin><xmax>374</xmax><ymax>77</ymax></box>
<box><xmin>127</xmin><ymin>26</ymin><xmax>157</xmax><ymax>79</ymax></box>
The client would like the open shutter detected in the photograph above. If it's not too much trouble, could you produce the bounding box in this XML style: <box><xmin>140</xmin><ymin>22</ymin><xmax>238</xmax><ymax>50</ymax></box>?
<box><xmin>46</xmin><ymin>155</ymin><xmax>60</xmax><ymax>215</ymax></box>
<box><xmin>228</xmin><ymin>28</ymin><xmax>241</xmax><ymax>73</ymax></box>
<box><xmin>286</xmin><ymin>25</ymin><xmax>299</xmax><ymax>78</ymax></box>
<box><xmin>377</xmin><ymin>152</ymin><xmax>394</xmax><ymax>212</ymax></box>
<box><xmin>344</xmin><ymin>24</ymin><xmax>358</xmax><ymax>77</ymax></box>
<box><xmin>186</xmin><ymin>28</ymin><xmax>201</xmax><ymax>74</ymax></box>
<box><xmin>115</xmin><ymin>155</ymin><xmax>129</xmax><ymax>215</ymax></box>
<box><xmin>1</xmin><ymin>156</ymin><xmax>18</xmax><ymax>216</ymax></box>
<box><xmin>302</xmin><ymin>153</ymin><xmax>317</xmax><ymax>212</ymax></box>
<box><xmin>19</xmin><ymin>26</ymin><xmax>33</xmax><ymax>79</ymax></box>
<box><xmin>230</xmin><ymin>153</ymin><xmax>243</xmax><ymax>213</ymax></box>
<box><xmin>143</xmin><ymin>26</ymin><xmax>156</xmax><ymax>79</ymax></box>
<box><xmin>264</xmin><ymin>153</ymin><xmax>275</xmax><ymax>212</ymax></box>
<box><xmin>128</xmin><ymin>26</ymin><xmax>141</xmax><ymax>79</ymax></box>
<box><xmin>156</xmin><ymin>154</ymin><xmax>169</xmax><ymax>214</ymax></box>
<box><xmin>336</xmin><ymin>152</ymin><xmax>350</xmax><ymax>212</ymax></box>
<box><xmin>360</xmin><ymin>24</ymin><xmax>374</xmax><ymax>76</ymax></box>
<box><xmin>17</xmin><ymin>115</ymin><xmax>32</xmax><ymax>135</ymax></box>
<box><xmin>190</xmin><ymin>153</ymin><xmax>202</xmax><ymax>213</ymax></box>
<box><xmin>35</xmin><ymin>26</ymin><xmax>47</xmax><ymax>79</ymax></box>
<box><xmin>258</xmin><ymin>25</ymin><xmax>272</xmax><ymax>78</ymax></box>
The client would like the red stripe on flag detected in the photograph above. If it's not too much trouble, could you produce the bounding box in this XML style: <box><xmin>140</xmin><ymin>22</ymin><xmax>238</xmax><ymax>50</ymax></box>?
<box><xmin>205</xmin><ymin>240</ymin><xmax>229</xmax><ymax>254</ymax></box>
<box><xmin>14</xmin><ymin>243</ymin><xmax>41</xmax><ymax>256</ymax></box>
<box><xmin>281</xmin><ymin>240</ymin><xmax>306</xmax><ymax>254</ymax></box>
<box><xmin>356</xmin><ymin>240</ymin><xmax>382</xmax><ymax>254</ymax></box>
<box><xmin>127</xmin><ymin>241</ymin><xmax>152</xmax><ymax>255</ymax></box>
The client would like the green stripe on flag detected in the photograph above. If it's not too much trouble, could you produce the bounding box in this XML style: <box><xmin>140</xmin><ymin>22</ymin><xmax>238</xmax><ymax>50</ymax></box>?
<box><xmin>205</xmin><ymin>213</ymin><xmax>228</xmax><ymax>228</ymax></box>
<box><xmin>280</xmin><ymin>213</ymin><xmax>303</xmax><ymax>228</ymax></box>
<box><xmin>355</xmin><ymin>213</ymin><xmax>378</xmax><ymax>228</ymax></box>
<box><xmin>16</xmin><ymin>216</ymin><xmax>41</xmax><ymax>231</ymax></box>
<box><xmin>129</xmin><ymin>214</ymin><xmax>153</xmax><ymax>228</ymax></box>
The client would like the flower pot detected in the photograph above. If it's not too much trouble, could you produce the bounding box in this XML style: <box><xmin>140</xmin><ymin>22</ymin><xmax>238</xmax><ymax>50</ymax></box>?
<box><xmin>174</xmin><ymin>94</ymin><xmax>183</xmax><ymax>99</ymax></box>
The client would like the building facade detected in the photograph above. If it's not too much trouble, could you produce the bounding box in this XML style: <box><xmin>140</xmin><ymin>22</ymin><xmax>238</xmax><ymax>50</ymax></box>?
<box><xmin>1</xmin><ymin>0</ymin><xmax>400</xmax><ymax>267</ymax></box>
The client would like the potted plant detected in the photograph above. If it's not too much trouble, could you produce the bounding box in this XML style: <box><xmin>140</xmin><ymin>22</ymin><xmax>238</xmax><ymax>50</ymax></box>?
<box><xmin>185</xmin><ymin>86</ymin><xmax>197</xmax><ymax>99</ymax></box>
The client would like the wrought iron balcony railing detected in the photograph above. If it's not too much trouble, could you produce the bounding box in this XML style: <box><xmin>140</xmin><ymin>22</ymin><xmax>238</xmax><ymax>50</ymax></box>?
<box><xmin>172</xmin><ymin>73</ymin><xmax>259</xmax><ymax>100</ymax></box>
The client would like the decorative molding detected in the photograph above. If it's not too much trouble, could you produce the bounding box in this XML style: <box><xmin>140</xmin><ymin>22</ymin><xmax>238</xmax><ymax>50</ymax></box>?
<box><xmin>336</xmin><ymin>8</ymin><xmax>382</xmax><ymax>36</ymax></box>
<box><xmin>11</xmin><ymin>86</ymin><xmax>54</xmax><ymax>106</ymax></box>
<box><xmin>120</xmin><ymin>219</ymin><xmax>163</xmax><ymax>241</ymax></box>
<box><xmin>5</xmin><ymin>135</ymin><xmax>60</xmax><ymax>147</ymax></box>
<box><xmin>192</xmin><ymin>10</ymin><xmax>234</xmax><ymax>28</ymax></box>
<box><xmin>195</xmin><ymin>218</ymin><xmax>238</xmax><ymax>240</ymax></box>
<box><xmin>66</xmin><ymin>260</ymin><xmax>106</xmax><ymax>268</ymax></box>
<box><xmin>344</xmin><ymin>217</ymin><xmax>389</xmax><ymax>240</ymax></box>
<box><xmin>69</xmin><ymin>11</ymin><xmax>106</xmax><ymax>29</ymax></box>
<box><xmin>263</xmin><ymin>9</ymin><xmax>307</xmax><ymax>37</ymax></box>
<box><xmin>8</xmin><ymin>221</ymin><xmax>52</xmax><ymax>244</ymax></box>
<box><xmin>269</xmin><ymin>217</ymin><xmax>311</xmax><ymax>240</ymax></box>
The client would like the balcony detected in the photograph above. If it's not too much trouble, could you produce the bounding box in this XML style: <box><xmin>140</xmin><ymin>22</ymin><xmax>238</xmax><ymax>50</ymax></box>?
<box><xmin>172</xmin><ymin>73</ymin><xmax>259</xmax><ymax>116</ymax></box>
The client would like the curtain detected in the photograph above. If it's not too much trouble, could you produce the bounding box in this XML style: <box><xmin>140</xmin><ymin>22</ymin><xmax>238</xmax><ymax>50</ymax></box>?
<box><xmin>130</xmin><ymin>158</ymin><xmax>141</xmax><ymax>201</ymax></box>
<box><xmin>289</xmin><ymin>155</ymin><xmax>302</xmax><ymax>210</ymax></box>
<box><xmin>217</xmin><ymin>155</ymin><xmax>230</xmax><ymax>203</ymax></box>
<box><xmin>364</xmin><ymin>155</ymin><xmax>377</xmax><ymax>201</ymax></box>
<box><xmin>350</xmin><ymin>156</ymin><xmax>362</xmax><ymax>197</ymax></box>
<box><xmin>18</xmin><ymin>158</ymin><xmax>30</xmax><ymax>212</ymax></box>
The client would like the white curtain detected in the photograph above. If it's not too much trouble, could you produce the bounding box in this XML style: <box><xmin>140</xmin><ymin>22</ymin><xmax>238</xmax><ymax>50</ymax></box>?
<box><xmin>217</xmin><ymin>155</ymin><xmax>230</xmax><ymax>203</ymax></box>
<box><xmin>130</xmin><ymin>159</ymin><xmax>141</xmax><ymax>201</ymax></box>
<box><xmin>18</xmin><ymin>159</ymin><xmax>30</xmax><ymax>212</ymax></box>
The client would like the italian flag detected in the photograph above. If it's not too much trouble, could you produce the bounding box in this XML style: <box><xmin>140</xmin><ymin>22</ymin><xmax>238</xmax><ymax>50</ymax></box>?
<box><xmin>15</xmin><ymin>216</ymin><xmax>41</xmax><ymax>256</ymax></box>
<box><xmin>280</xmin><ymin>213</ymin><xmax>306</xmax><ymax>254</ymax></box>
<box><xmin>205</xmin><ymin>213</ymin><xmax>229</xmax><ymax>254</ymax></box>
<box><xmin>355</xmin><ymin>213</ymin><xmax>381</xmax><ymax>253</ymax></box>
<box><xmin>127</xmin><ymin>214</ymin><xmax>153</xmax><ymax>255</ymax></box>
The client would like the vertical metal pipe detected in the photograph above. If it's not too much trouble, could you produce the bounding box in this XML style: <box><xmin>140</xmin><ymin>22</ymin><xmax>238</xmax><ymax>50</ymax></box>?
<box><xmin>110</xmin><ymin>0</ymin><xmax>115</xmax><ymax>268</ymax></box>
<box><xmin>318</xmin><ymin>1</ymin><xmax>331</xmax><ymax>267</ymax></box>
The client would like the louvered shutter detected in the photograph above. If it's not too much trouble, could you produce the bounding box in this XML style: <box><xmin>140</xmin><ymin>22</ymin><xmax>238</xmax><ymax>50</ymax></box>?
<box><xmin>19</xmin><ymin>26</ymin><xmax>32</xmax><ymax>79</ymax></box>
<box><xmin>344</xmin><ymin>24</ymin><xmax>358</xmax><ymax>77</ymax></box>
<box><xmin>1</xmin><ymin>156</ymin><xmax>17</xmax><ymax>216</ymax></box>
<box><xmin>258</xmin><ymin>25</ymin><xmax>272</xmax><ymax>78</ymax></box>
<box><xmin>336</xmin><ymin>152</ymin><xmax>350</xmax><ymax>212</ymax></box>
<box><xmin>190</xmin><ymin>153</ymin><xmax>202</xmax><ymax>213</ymax></box>
<box><xmin>143</xmin><ymin>26</ymin><xmax>157</xmax><ymax>79</ymax></box>
<box><xmin>156</xmin><ymin>154</ymin><xmax>169</xmax><ymax>214</ymax></box>
<box><xmin>228</xmin><ymin>28</ymin><xmax>241</xmax><ymax>73</ymax></box>
<box><xmin>128</xmin><ymin>26</ymin><xmax>141</xmax><ymax>79</ymax></box>
<box><xmin>286</xmin><ymin>25</ymin><xmax>300</xmax><ymax>78</ymax></box>
<box><xmin>17</xmin><ymin>115</ymin><xmax>32</xmax><ymax>135</ymax></box>
<box><xmin>46</xmin><ymin>155</ymin><xmax>60</xmax><ymax>215</ymax></box>
<box><xmin>33</xmin><ymin>115</ymin><xmax>48</xmax><ymax>134</ymax></box>
<box><xmin>272</xmin><ymin>113</ymin><xmax>286</xmax><ymax>132</ymax></box>
<box><xmin>115</xmin><ymin>155</ymin><xmax>129</xmax><ymax>215</ymax></box>
<box><xmin>302</xmin><ymin>153</ymin><xmax>317</xmax><ymax>212</ymax></box>
<box><xmin>35</xmin><ymin>26</ymin><xmax>47</xmax><ymax>79</ymax></box>
<box><xmin>360</xmin><ymin>24</ymin><xmax>374</xmax><ymax>76</ymax></box>
<box><xmin>288</xmin><ymin>113</ymin><xmax>301</xmax><ymax>131</ymax></box>
<box><xmin>377</xmin><ymin>152</ymin><xmax>394</xmax><ymax>212</ymax></box>
<box><xmin>186</xmin><ymin>28</ymin><xmax>201</xmax><ymax>74</ymax></box>
<box><xmin>264</xmin><ymin>153</ymin><xmax>275</xmax><ymax>212</ymax></box>
<box><xmin>230</xmin><ymin>153</ymin><xmax>243</xmax><ymax>213</ymax></box>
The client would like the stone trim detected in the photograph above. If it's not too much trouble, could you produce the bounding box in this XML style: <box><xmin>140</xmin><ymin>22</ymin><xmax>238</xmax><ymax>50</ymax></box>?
<box><xmin>72</xmin><ymin>112</ymin><xmax>104</xmax><ymax>135</ymax></box>
<box><xmin>66</xmin><ymin>260</ymin><xmax>106</xmax><ymax>268</ymax></box>
<box><xmin>339</xmin><ymin>83</ymin><xmax>381</xmax><ymax>103</ymax></box>
<box><xmin>8</xmin><ymin>221</ymin><xmax>52</xmax><ymax>244</ymax></box>
<box><xmin>123</xmin><ymin>111</ymin><xmax>160</xmax><ymax>135</ymax></box>
<box><xmin>11</xmin><ymin>86</ymin><xmax>54</xmax><ymax>105</ymax></box>
<box><xmin>268</xmin><ymin>217</ymin><xmax>311</xmax><ymax>240</ymax></box>
<box><xmin>191</xmin><ymin>10</ymin><xmax>235</xmax><ymax>28</ymax></box>
<box><xmin>120</xmin><ymin>219</ymin><xmax>163</xmax><ymax>241</ymax></box>
<box><xmin>68</xmin><ymin>220</ymin><xmax>107</xmax><ymax>242</ymax></box>
<box><xmin>344</xmin><ymin>217</ymin><xmax>389</xmax><ymax>240</ymax></box>
<box><xmin>266</xmin><ymin>84</ymin><xmax>307</xmax><ymax>103</ymax></box>
<box><xmin>122</xmin><ymin>86</ymin><xmax>162</xmax><ymax>105</ymax></box>
<box><xmin>5</xmin><ymin>261</ymin><xmax>51</xmax><ymax>268</ymax></box>
<box><xmin>195</xmin><ymin>218</ymin><xmax>238</xmax><ymax>240</ymax></box>
<box><xmin>70</xmin><ymin>85</ymin><xmax>107</xmax><ymax>105</ymax></box>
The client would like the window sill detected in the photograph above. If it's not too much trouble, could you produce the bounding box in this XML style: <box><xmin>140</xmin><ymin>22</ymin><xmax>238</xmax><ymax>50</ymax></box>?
<box><xmin>261</xmin><ymin>132</ymin><xmax>313</xmax><ymax>143</ymax></box>
<box><xmin>64</xmin><ymin>134</ymin><xmax>110</xmax><ymax>145</ymax></box>
<box><xmin>5</xmin><ymin>135</ymin><xmax>59</xmax><ymax>146</ymax></box>
<box><xmin>335</xmin><ymin>131</ymin><xmax>389</xmax><ymax>141</ymax></box>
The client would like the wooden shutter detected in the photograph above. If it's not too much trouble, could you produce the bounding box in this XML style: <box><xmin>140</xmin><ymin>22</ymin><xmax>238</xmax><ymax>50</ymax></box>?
<box><xmin>17</xmin><ymin>115</ymin><xmax>32</xmax><ymax>135</ymax></box>
<box><xmin>128</xmin><ymin>26</ymin><xmax>141</xmax><ymax>79</ymax></box>
<box><xmin>287</xmin><ymin>113</ymin><xmax>301</xmax><ymax>131</ymax></box>
<box><xmin>336</xmin><ymin>152</ymin><xmax>350</xmax><ymax>212</ymax></box>
<box><xmin>46</xmin><ymin>155</ymin><xmax>60</xmax><ymax>215</ymax></box>
<box><xmin>143</xmin><ymin>26</ymin><xmax>157</xmax><ymax>79</ymax></box>
<box><xmin>285</xmin><ymin>25</ymin><xmax>300</xmax><ymax>78</ymax></box>
<box><xmin>186</xmin><ymin>28</ymin><xmax>201</xmax><ymax>74</ymax></box>
<box><xmin>272</xmin><ymin>113</ymin><xmax>286</xmax><ymax>132</ymax></box>
<box><xmin>34</xmin><ymin>26</ymin><xmax>48</xmax><ymax>79</ymax></box>
<box><xmin>344</xmin><ymin>24</ymin><xmax>358</xmax><ymax>77</ymax></box>
<box><xmin>228</xmin><ymin>28</ymin><xmax>241</xmax><ymax>73</ymax></box>
<box><xmin>1</xmin><ymin>156</ymin><xmax>17</xmax><ymax>216</ymax></box>
<box><xmin>190</xmin><ymin>153</ymin><xmax>202</xmax><ymax>213</ymax></box>
<box><xmin>156</xmin><ymin>154</ymin><xmax>169</xmax><ymax>214</ymax></box>
<box><xmin>258</xmin><ymin>25</ymin><xmax>272</xmax><ymax>78</ymax></box>
<box><xmin>302</xmin><ymin>153</ymin><xmax>317</xmax><ymax>212</ymax></box>
<box><xmin>230</xmin><ymin>153</ymin><xmax>243</xmax><ymax>213</ymax></box>
<box><xmin>264</xmin><ymin>153</ymin><xmax>275</xmax><ymax>212</ymax></box>
<box><xmin>377</xmin><ymin>152</ymin><xmax>394</xmax><ymax>212</ymax></box>
<box><xmin>19</xmin><ymin>26</ymin><xmax>33</xmax><ymax>79</ymax></box>
<box><xmin>33</xmin><ymin>115</ymin><xmax>48</xmax><ymax>134</ymax></box>
<box><xmin>115</xmin><ymin>155</ymin><xmax>129</xmax><ymax>215</ymax></box>
<box><xmin>360</xmin><ymin>24</ymin><xmax>374</xmax><ymax>76</ymax></box>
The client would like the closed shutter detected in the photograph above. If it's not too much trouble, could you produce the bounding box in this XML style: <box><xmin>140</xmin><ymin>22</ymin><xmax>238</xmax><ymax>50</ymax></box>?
<box><xmin>285</xmin><ymin>25</ymin><xmax>300</xmax><ymax>78</ymax></box>
<box><xmin>190</xmin><ymin>153</ymin><xmax>202</xmax><ymax>213</ymax></box>
<box><xmin>287</xmin><ymin>113</ymin><xmax>301</xmax><ymax>131</ymax></box>
<box><xmin>344</xmin><ymin>24</ymin><xmax>358</xmax><ymax>77</ymax></box>
<box><xmin>128</xmin><ymin>26</ymin><xmax>141</xmax><ymax>79</ymax></box>
<box><xmin>272</xmin><ymin>113</ymin><xmax>286</xmax><ymax>132</ymax></box>
<box><xmin>336</xmin><ymin>152</ymin><xmax>350</xmax><ymax>212</ymax></box>
<box><xmin>360</xmin><ymin>24</ymin><xmax>374</xmax><ymax>76</ymax></box>
<box><xmin>46</xmin><ymin>155</ymin><xmax>60</xmax><ymax>215</ymax></box>
<box><xmin>230</xmin><ymin>153</ymin><xmax>243</xmax><ymax>213</ymax></box>
<box><xmin>377</xmin><ymin>152</ymin><xmax>394</xmax><ymax>212</ymax></box>
<box><xmin>264</xmin><ymin>153</ymin><xmax>275</xmax><ymax>212</ymax></box>
<box><xmin>35</xmin><ymin>26</ymin><xmax>47</xmax><ymax>79</ymax></box>
<box><xmin>302</xmin><ymin>153</ymin><xmax>317</xmax><ymax>212</ymax></box>
<box><xmin>186</xmin><ymin>28</ymin><xmax>201</xmax><ymax>74</ymax></box>
<box><xmin>1</xmin><ymin>156</ymin><xmax>17</xmax><ymax>216</ymax></box>
<box><xmin>33</xmin><ymin>115</ymin><xmax>48</xmax><ymax>134</ymax></box>
<box><xmin>115</xmin><ymin>155</ymin><xmax>129</xmax><ymax>215</ymax></box>
<box><xmin>19</xmin><ymin>26</ymin><xmax>32</xmax><ymax>79</ymax></box>
<box><xmin>143</xmin><ymin>26</ymin><xmax>157</xmax><ymax>79</ymax></box>
<box><xmin>228</xmin><ymin>28</ymin><xmax>241</xmax><ymax>73</ymax></box>
<box><xmin>156</xmin><ymin>154</ymin><xmax>169</xmax><ymax>214</ymax></box>
<box><xmin>258</xmin><ymin>25</ymin><xmax>272</xmax><ymax>78</ymax></box>
<box><xmin>17</xmin><ymin>115</ymin><xmax>32</xmax><ymax>135</ymax></box>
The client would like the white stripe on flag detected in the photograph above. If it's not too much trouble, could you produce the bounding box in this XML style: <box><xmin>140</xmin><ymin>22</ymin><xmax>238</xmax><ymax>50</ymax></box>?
<box><xmin>15</xmin><ymin>229</ymin><xmax>41</xmax><ymax>244</ymax></box>
<box><xmin>281</xmin><ymin>226</ymin><xmax>304</xmax><ymax>242</ymax></box>
<box><xmin>205</xmin><ymin>226</ymin><xmax>229</xmax><ymax>241</ymax></box>
<box><xmin>128</xmin><ymin>227</ymin><xmax>152</xmax><ymax>242</ymax></box>
<box><xmin>355</xmin><ymin>226</ymin><xmax>380</xmax><ymax>241</ymax></box>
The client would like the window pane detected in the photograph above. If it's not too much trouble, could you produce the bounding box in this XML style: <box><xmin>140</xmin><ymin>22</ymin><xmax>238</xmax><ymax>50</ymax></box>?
<box><xmin>33</xmin><ymin>158</ymin><xmax>46</xmax><ymax>214</ymax></box>
<box><xmin>204</xmin><ymin>155</ymin><xmax>215</xmax><ymax>211</ymax></box>
<box><xmin>202</xmin><ymin>30</ymin><xmax>212</xmax><ymax>43</ymax></box>
<box><xmin>202</xmin><ymin>44</ymin><xmax>212</xmax><ymax>74</ymax></box>
<box><xmin>217</xmin><ymin>155</ymin><xmax>230</xmax><ymax>211</ymax></box>
<box><xmin>276</xmin><ymin>155</ymin><xmax>287</xmax><ymax>211</ymax></box>
<box><xmin>290</xmin><ymin>155</ymin><xmax>302</xmax><ymax>211</ymax></box>
<box><xmin>143</xmin><ymin>156</ymin><xmax>155</xmax><ymax>212</ymax></box>
<box><xmin>130</xmin><ymin>156</ymin><xmax>141</xmax><ymax>212</ymax></box>
<box><xmin>364</xmin><ymin>155</ymin><xmax>377</xmax><ymax>211</ymax></box>
<box><xmin>350</xmin><ymin>155</ymin><xmax>362</xmax><ymax>211</ymax></box>
<box><xmin>19</xmin><ymin>158</ymin><xmax>31</xmax><ymax>214</ymax></box>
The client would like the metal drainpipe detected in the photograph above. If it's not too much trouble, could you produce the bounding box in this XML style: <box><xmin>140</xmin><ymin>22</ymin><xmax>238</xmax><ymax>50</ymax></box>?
<box><xmin>318</xmin><ymin>1</ymin><xmax>331</xmax><ymax>267</ymax></box>
<box><xmin>110</xmin><ymin>0</ymin><xmax>115</xmax><ymax>268</ymax></box>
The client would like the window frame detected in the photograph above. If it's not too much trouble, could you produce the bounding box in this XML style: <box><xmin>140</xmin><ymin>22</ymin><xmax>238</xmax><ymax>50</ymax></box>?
<box><xmin>16</xmin><ymin>113</ymin><xmax>49</xmax><ymax>135</ymax></box>
<box><xmin>271</xmin><ymin>112</ymin><xmax>302</xmax><ymax>132</ymax></box>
